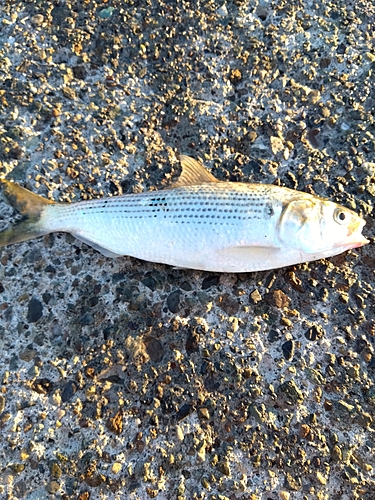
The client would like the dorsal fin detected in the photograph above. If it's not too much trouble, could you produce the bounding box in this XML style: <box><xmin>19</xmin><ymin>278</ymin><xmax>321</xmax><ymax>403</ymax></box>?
<box><xmin>168</xmin><ymin>155</ymin><xmax>219</xmax><ymax>189</ymax></box>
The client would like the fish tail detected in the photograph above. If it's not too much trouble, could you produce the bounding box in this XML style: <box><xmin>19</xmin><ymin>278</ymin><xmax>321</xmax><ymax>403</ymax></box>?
<box><xmin>0</xmin><ymin>179</ymin><xmax>55</xmax><ymax>247</ymax></box>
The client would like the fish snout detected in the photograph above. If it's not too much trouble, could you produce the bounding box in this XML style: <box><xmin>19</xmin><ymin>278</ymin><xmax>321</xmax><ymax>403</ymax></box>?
<box><xmin>345</xmin><ymin>218</ymin><xmax>369</xmax><ymax>248</ymax></box>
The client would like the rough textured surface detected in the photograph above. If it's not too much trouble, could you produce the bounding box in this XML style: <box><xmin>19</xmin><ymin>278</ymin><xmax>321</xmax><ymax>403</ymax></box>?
<box><xmin>0</xmin><ymin>1</ymin><xmax>374</xmax><ymax>499</ymax></box>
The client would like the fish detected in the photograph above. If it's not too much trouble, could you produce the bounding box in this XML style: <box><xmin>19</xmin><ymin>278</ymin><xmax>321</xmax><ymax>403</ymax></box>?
<box><xmin>0</xmin><ymin>155</ymin><xmax>369</xmax><ymax>273</ymax></box>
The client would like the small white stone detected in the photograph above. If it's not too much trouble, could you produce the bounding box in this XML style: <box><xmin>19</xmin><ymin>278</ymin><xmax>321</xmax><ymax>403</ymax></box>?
<box><xmin>217</xmin><ymin>4</ymin><xmax>228</xmax><ymax>17</ymax></box>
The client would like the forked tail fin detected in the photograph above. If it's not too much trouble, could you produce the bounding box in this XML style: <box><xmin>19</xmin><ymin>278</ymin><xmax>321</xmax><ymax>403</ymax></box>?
<box><xmin>0</xmin><ymin>179</ymin><xmax>55</xmax><ymax>247</ymax></box>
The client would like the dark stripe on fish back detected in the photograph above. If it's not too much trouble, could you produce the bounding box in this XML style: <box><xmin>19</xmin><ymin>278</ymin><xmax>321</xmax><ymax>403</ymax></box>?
<box><xmin>55</xmin><ymin>183</ymin><xmax>276</xmax><ymax>223</ymax></box>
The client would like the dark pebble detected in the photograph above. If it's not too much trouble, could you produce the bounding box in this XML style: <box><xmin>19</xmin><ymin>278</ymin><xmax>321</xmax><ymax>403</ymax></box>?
<box><xmin>167</xmin><ymin>290</ymin><xmax>181</xmax><ymax>313</ymax></box>
<box><xmin>204</xmin><ymin>376</ymin><xmax>220</xmax><ymax>392</ymax></box>
<box><xmin>27</xmin><ymin>298</ymin><xmax>43</xmax><ymax>323</ymax></box>
<box><xmin>128</xmin><ymin>481</ymin><xmax>141</xmax><ymax>493</ymax></box>
<box><xmin>88</xmin><ymin>296</ymin><xmax>99</xmax><ymax>307</ymax></box>
<box><xmin>61</xmin><ymin>381</ymin><xmax>78</xmax><ymax>402</ymax></box>
<box><xmin>180</xmin><ymin>281</ymin><xmax>192</xmax><ymax>291</ymax></box>
<box><xmin>9</xmin><ymin>353</ymin><xmax>19</xmax><ymax>371</ymax></box>
<box><xmin>305</xmin><ymin>325</ymin><xmax>325</xmax><ymax>341</ymax></box>
<box><xmin>9</xmin><ymin>145</ymin><xmax>24</xmax><ymax>160</ymax></box>
<box><xmin>176</xmin><ymin>403</ymin><xmax>194</xmax><ymax>421</ymax></box>
<box><xmin>32</xmin><ymin>378</ymin><xmax>54</xmax><ymax>395</ymax></box>
<box><xmin>247</xmin><ymin>160</ymin><xmax>261</xmax><ymax>173</ymax></box>
<box><xmin>72</xmin><ymin>65</ymin><xmax>87</xmax><ymax>80</ymax></box>
<box><xmin>282</xmin><ymin>340</ymin><xmax>295</xmax><ymax>360</ymax></box>
<box><xmin>216</xmin><ymin>293</ymin><xmax>239</xmax><ymax>315</ymax></box>
<box><xmin>185</xmin><ymin>332</ymin><xmax>200</xmax><ymax>355</ymax></box>
<box><xmin>42</xmin><ymin>292</ymin><xmax>52</xmax><ymax>304</ymax></box>
<box><xmin>278</xmin><ymin>380</ymin><xmax>304</xmax><ymax>403</ymax></box>
<box><xmin>268</xmin><ymin>329</ymin><xmax>281</xmax><ymax>343</ymax></box>
<box><xmin>51</xmin><ymin>5</ymin><xmax>71</xmax><ymax>24</ymax></box>
<box><xmin>141</xmin><ymin>276</ymin><xmax>156</xmax><ymax>291</ymax></box>
<box><xmin>13</xmin><ymin>481</ymin><xmax>27</xmax><ymax>498</ymax></box>
<box><xmin>202</xmin><ymin>275</ymin><xmax>220</xmax><ymax>289</ymax></box>
<box><xmin>112</xmin><ymin>272</ymin><xmax>126</xmax><ymax>284</ymax></box>
<box><xmin>266</xmin><ymin>290</ymin><xmax>290</xmax><ymax>308</ymax></box>
<box><xmin>25</xmin><ymin>250</ymin><xmax>42</xmax><ymax>263</ymax></box>
<box><xmin>144</xmin><ymin>337</ymin><xmax>164</xmax><ymax>363</ymax></box>
<box><xmin>79</xmin><ymin>313</ymin><xmax>95</xmax><ymax>325</ymax></box>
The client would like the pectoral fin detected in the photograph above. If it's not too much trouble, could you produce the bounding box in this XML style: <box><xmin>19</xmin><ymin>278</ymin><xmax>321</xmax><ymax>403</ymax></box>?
<box><xmin>216</xmin><ymin>245</ymin><xmax>286</xmax><ymax>272</ymax></box>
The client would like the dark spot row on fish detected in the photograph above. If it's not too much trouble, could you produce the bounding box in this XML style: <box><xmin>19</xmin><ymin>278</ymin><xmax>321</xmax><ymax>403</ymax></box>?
<box><xmin>79</xmin><ymin>206</ymin><xmax>267</xmax><ymax>219</ymax></box>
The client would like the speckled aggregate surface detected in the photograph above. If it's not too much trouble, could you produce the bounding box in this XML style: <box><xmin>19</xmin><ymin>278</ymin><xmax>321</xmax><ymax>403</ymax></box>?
<box><xmin>0</xmin><ymin>1</ymin><xmax>374</xmax><ymax>499</ymax></box>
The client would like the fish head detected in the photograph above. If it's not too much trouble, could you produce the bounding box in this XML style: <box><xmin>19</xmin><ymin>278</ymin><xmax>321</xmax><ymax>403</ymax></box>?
<box><xmin>278</xmin><ymin>197</ymin><xmax>369</xmax><ymax>255</ymax></box>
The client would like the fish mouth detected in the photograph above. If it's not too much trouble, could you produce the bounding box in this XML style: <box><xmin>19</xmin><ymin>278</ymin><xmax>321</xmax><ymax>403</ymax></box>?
<box><xmin>344</xmin><ymin>220</ymin><xmax>369</xmax><ymax>249</ymax></box>
<box><xmin>349</xmin><ymin>235</ymin><xmax>369</xmax><ymax>249</ymax></box>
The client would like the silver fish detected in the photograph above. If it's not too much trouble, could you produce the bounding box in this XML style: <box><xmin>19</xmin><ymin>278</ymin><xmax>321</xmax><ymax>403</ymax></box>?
<box><xmin>0</xmin><ymin>155</ymin><xmax>369</xmax><ymax>272</ymax></box>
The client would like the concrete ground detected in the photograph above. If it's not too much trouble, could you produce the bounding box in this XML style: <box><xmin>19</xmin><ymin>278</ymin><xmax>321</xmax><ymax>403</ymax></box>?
<box><xmin>0</xmin><ymin>0</ymin><xmax>374</xmax><ymax>499</ymax></box>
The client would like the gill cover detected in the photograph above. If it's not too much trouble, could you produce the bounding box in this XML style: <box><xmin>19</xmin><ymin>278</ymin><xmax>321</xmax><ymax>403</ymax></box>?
<box><xmin>278</xmin><ymin>198</ymin><xmax>323</xmax><ymax>254</ymax></box>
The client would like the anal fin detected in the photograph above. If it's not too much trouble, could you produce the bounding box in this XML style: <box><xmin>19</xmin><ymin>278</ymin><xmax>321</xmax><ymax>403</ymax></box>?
<box><xmin>74</xmin><ymin>234</ymin><xmax>122</xmax><ymax>258</ymax></box>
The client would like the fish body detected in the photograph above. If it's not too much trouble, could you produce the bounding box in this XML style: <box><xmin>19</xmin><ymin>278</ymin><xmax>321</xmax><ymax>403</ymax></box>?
<box><xmin>0</xmin><ymin>156</ymin><xmax>368</xmax><ymax>272</ymax></box>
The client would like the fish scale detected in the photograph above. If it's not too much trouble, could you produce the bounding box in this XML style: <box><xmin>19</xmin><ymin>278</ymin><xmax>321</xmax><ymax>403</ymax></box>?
<box><xmin>0</xmin><ymin>155</ymin><xmax>368</xmax><ymax>272</ymax></box>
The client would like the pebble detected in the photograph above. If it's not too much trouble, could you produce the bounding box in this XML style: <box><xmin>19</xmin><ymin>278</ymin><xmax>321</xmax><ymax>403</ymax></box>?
<box><xmin>269</xmin><ymin>290</ymin><xmax>290</xmax><ymax>309</ymax></box>
<box><xmin>216</xmin><ymin>461</ymin><xmax>231</xmax><ymax>477</ymax></box>
<box><xmin>196</xmin><ymin>443</ymin><xmax>206</xmax><ymax>462</ymax></box>
<box><xmin>278</xmin><ymin>380</ymin><xmax>304</xmax><ymax>403</ymax></box>
<box><xmin>202</xmin><ymin>275</ymin><xmax>220</xmax><ymax>289</ymax></box>
<box><xmin>316</xmin><ymin>471</ymin><xmax>327</xmax><ymax>485</ymax></box>
<box><xmin>331</xmin><ymin>445</ymin><xmax>343</xmax><ymax>463</ymax></box>
<box><xmin>197</xmin><ymin>407</ymin><xmax>210</xmax><ymax>419</ymax></box>
<box><xmin>99</xmin><ymin>7</ymin><xmax>115</xmax><ymax>18</ymax></box>
<box><xmin>106</xmin><ymin>410</ymin><xmax>123</xmax><ymax>435</ymax></box>
<box><xmin>144</xmin><ymin>337</ymin><xmax>164</xmax><ymax>363</ymax></box>
<box><xmin>270</xmin><ymin>136</ymin><xmax>284</xmax><ymax>155</ymax></box>
<box><xmin>176</xmin><ymin>403</ymin><xmax>194</xmax><ymax>421</ymax></box>
<box><xmin>112</xmin><ymin>462</ymin><xmax>122</xmax><ymax>474</ymax></box>
<box><xmin>61</xmin><ymin>380</ymin><xmax>78</xmax><ymax>402</ymax></box>
<box><xmin>13</xmin><ymin>481</ymin><xmax>27</xmax><ymax>497</ymax></box>
<box><xmin>216</xmin><ymin>293</ymin><xmax>239</xmax><ymax>315</ymax></box>
<box><xmin>27</xmin><ymin>298</ymin><xmax>43</xmax><ymax>323</ymax></box>
<box><xmin>268</xmin><ymin>329</ymin><xmax>281</xmax><ymax>342</ymax></box>
<box><xmin>51</xmin><ymin>463</ymin><xmax>62</xmax><ymax>479</ymax></box>
<box><xmin>305</xmin><ymin>325</ymin><xmax>325</xmax><ymax>341</ymax></box>
<box><xmin>46</xmin><ymin>481</ymin><xmax>60</xmax><ymax>494</ymax></box>
<box><xmin>19</xmin><ymin>347</ymin><xmax>37</xmax><ymax>362</ymax></box>
<box><xmin>216</xmin><ymin>4</ymin><xmax>228</xmax><ymax>17</ymax></box>
<box><xmin>30</xmin><ymin>14</ymin><xmax>44</xmax><ymax>26</ymax></box>
<box><xmin>250</xmin><ymin>289</ymin><xmax>262</xmax><ymax>304</ymax></box>
<box><xmin>167</xmin><ymin>290</ymin><xmax>181</xmax><ymax>313</ymax></box>
<box><xmin>361</xmin><ymin>162</ymin><xmax>375</xmax><ymax>175</ymax></box>
<box><xmin>282</xmin><ymin>340</ymin><xmax>295</xmax><ymax>360</ymax></box>
<box><xmin>284</xmin><ymin>472</ymin><xmax>302</xmax><ymax>491</ymax></box>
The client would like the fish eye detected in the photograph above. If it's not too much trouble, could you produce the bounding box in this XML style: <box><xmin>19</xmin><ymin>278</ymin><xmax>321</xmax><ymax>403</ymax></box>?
<box><xmin>334</xmin><ymin>208</ymin><xmax>348</xmax><ymax>225</ymax></box>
